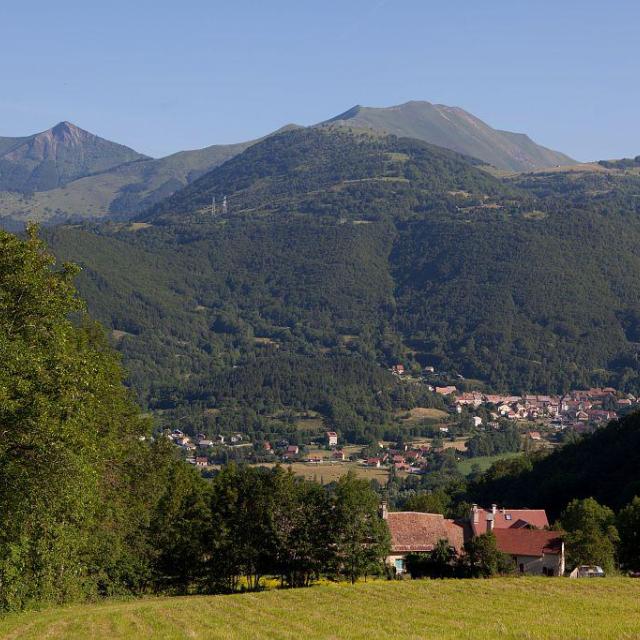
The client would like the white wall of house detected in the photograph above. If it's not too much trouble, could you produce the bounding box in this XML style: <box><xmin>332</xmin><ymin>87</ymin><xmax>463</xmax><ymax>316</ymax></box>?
<box><xmin>511</xmin><ymin>552</ymin><xmax>564</xmax><ymax>576</ymax></box>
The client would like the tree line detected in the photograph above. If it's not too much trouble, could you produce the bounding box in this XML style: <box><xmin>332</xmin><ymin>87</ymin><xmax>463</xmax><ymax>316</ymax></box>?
<box><xmin>153</xmin><ymin>464</ymin><xmax>390</xmax><ymax>594</ymax></box>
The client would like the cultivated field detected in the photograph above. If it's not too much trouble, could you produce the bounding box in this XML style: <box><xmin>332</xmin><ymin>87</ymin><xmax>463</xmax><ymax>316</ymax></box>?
<box><xmin>396</xmin><ymin>407</ymin><xmax>449</xmax><ymax>423</ymax></box>
<box><xmin>255</xmin><ymin>461</ymin><xmax>390</xmax><ymax>484</ymax></box>
<box><xmin>2</xmin><ymin>579</ymin><xmax>639</xmax><ymax>639</ymax></box>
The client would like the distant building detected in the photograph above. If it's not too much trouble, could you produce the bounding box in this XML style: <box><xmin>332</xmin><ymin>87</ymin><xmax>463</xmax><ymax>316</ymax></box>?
<box><xmin>435</xmin><ymin>386</ymin><xmax>457</xmax><ymax>396</ymax></box>
<box><xmin>326</xmin><ymin>431</ymin><xmax>338</xmax><ymax>447</ymax></box>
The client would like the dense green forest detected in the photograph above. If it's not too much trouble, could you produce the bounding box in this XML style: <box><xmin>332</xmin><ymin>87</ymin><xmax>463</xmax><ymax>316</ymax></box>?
<box><xmin>44</xmin><ymin>126</ymin><xmax>640</xmax><ymax>438</ymax></box>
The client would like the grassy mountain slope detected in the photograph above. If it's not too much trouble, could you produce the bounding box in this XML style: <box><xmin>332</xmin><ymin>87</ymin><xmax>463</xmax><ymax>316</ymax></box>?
<box><xmin>45</xmin><ymin>127</ymin><xmax>640</xmax><ymax>437</ymax></box>
<box><xmin>0</xmin><ymin>121</ymin><xmax>147</xmax><ymax>192</ymax></box>
<box><xmin>325</xmin><ymin>101</ymin><xmax>575</xmax><ymax>172</ymax></box>
<box><xmin>2</xmin><ymin>579</ymin><xmax>639</xmax><ymax>639</ymax></box>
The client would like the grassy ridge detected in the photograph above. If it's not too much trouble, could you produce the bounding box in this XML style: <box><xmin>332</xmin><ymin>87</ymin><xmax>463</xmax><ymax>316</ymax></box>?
<box><xmin>2</xmin><ymin>579</ymin><xmax>639</xmax><ymax>639</ymax></box>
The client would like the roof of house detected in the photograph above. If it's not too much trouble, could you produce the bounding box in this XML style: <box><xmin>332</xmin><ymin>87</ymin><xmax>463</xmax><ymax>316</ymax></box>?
<box><xmin>471</xmin><ymin>508</ymin><xmax>549</xmax><ymax>536</ymax></box>
<box><xmin>493</xmin><ymin>528</ymin><xmax>563</xmax><ymax>557</ymax></box>
<box><xmin>386</xmin><ymin>512</ymin><xmax>465</xmax><ymax>553</ymax></box>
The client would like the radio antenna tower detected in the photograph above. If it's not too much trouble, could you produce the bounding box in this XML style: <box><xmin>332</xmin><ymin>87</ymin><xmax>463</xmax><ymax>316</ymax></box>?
<box><xmin>222</xmin><ymin>195</ymin><xmax>228</xmax><ymax>215</ymax></box>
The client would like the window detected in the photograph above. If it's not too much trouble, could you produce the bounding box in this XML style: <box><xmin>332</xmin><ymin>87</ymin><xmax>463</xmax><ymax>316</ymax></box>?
<box><xmin>394</xmin><ymin>558</ymin><xmax>405</xmax><ymax>573</ymax></box>
<box><xmin>505</xmin><ymin>514</ymin><xmax>512</xmax><ymax>520</ymax></box>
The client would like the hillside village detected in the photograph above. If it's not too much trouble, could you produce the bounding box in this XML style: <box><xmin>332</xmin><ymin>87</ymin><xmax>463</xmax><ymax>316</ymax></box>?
<box><xmin>165</xmin><ymin>377</ymin><xmax>637</xmax><ymax>478</ymax></box>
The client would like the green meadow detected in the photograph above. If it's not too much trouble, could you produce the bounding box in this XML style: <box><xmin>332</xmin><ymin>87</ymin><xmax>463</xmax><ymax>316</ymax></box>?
<box><xmin>2</xmin><ymin>578</ymin><xmax>639</xmax><ymax>640</ymax></box>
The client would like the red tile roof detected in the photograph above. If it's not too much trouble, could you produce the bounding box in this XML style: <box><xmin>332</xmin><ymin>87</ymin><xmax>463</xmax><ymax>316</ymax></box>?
<box><xmin>493</xmin><ymin>528</ymin><xmax>563</xmax><ymax>557</ymax></box>
<box><xmin>386</xmin><ymin>512</ymin><xmax>465</xmax><ymax>553</ymax></box>
<box><xmin>471</xmin><ymin>508</ymin><xmax>549</xmax><ymax>536</ymax></box>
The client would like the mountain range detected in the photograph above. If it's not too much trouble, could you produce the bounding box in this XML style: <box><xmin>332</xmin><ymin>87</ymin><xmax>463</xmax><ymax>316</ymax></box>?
<box><xmin>0</xmin><ymin>101</ymin><xmax>576</xmax><ymax>228</ymax></box>
<box><xmin>43</xmin><ymin>124</ymin><xmax>640</xmax><ymax>440</ymax></box>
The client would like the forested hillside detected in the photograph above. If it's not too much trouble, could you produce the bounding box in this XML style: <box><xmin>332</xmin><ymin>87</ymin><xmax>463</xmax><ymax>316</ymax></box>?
<box><xmin>146</xmin><ymin>126</ymin><xmax>508</xmax><ymax>220</ymax></box>
<box><xmin>46</xmin><ymin>126</ymin><xmax>640</xmax><ymax>438</ymax></box>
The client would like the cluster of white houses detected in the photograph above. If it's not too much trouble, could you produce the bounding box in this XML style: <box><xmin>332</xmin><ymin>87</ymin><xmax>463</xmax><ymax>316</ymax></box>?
<box><xmin>445</xmin><ymin>387</ymin><xmax>633</xmax><ymax>430</ymax></box>
<box><xmin>384</xmin><ymin>503</ymin><xmax>565</xmax><ymax>577</ymax></box>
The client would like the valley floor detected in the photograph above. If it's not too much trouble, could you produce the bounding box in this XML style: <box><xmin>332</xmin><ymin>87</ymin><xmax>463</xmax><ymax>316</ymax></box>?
<box><xmin>1</xmin><ymin>578</ymin><xmax>639</xmax><ymax>640</ymax></box>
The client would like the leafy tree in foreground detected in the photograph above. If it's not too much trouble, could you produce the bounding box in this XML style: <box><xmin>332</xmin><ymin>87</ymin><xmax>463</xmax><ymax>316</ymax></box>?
<box><xmin>332</xmin><ymin>472</ymin><xmax>390</xmax><ymax>583</ymax></box>
<box><xmin>148</xmin><ymin>456</ymin><xmax>212</xmax><ymax>594</ymax></box>
<box><xmin>462</xmin><ymin>532</ymin><xmax>514</xmax><ymax>577</ymax></box>
<box><xmin>616</xmin><ymin>496</ymin><xmax>640</xmax><ymax>572</ymax></box>
<box><xmin>405</xmin><ymin>539</ymin><xmax>457</xmax><ymax>579</ymax></box>
<box><xmin>559</xmin><ymin>498</ymin><xmax>619</xmax><ymax>572</ymax></box>
<box><xmin>0</xmin><ymin>226</ymin><xmax>163</xmax><ymax>610</ymax></box>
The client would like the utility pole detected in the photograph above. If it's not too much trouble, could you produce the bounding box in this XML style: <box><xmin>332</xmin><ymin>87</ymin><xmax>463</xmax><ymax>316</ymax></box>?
<box><xmin>211</xmin><ymin>196</ymin><xmax>216</xmax><ymax>216</ymax></box>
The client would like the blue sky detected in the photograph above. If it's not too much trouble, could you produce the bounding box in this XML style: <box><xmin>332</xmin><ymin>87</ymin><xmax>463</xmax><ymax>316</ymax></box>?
<box><xmin>1</xmin><ymin>0</ymin><xmax>637</xmax><ymax>160</ymax></box>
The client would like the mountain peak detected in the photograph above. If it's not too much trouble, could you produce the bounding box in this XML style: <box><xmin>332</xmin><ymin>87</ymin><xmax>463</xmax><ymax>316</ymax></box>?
<box><xmin>0</xmin><ymin>121</ymin><xmax>148</xmax><ymax>192</ymax></box>
<box><xmin>51</xmin><ymin>120</ymin><xmax>82</xmax><ymax>133</ymax></box>
<box><xmin>43</xmin><ymin>121</ymin><xmax>91</xmax><ymax>145</ymax></box>
<box><xmin>322</xmin><ymin>101</ymin><xmax>575</xmax><ymax>171</ymax></box>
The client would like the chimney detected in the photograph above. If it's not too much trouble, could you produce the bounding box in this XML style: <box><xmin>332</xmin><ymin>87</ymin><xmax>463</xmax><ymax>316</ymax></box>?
<box><xmin>380</xmin><ymin>501</ymin><xmax>388</xmax><ymax>520</ymax></box>
<box><xmin>492</xmin><ymin>504</ymin><xmax>498</xmax><ymax>516</ymax></box>
<box><xmin>487</xmin><ymin>513</ymin><xmax>495</xmax><ymax>533</ymax></box>
<box><xmin>471</xmin><ymin>503</ymin><xmax>479</xmax><ymax>524</ymax></box>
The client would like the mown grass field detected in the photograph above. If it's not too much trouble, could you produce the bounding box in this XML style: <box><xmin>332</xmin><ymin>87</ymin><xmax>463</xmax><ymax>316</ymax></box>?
<box><xmin>2</xmin><ymin>579</ymin><xmax>639</xmax><ymax>639</ymax></box>
<box><xmin>456</xmin><ymin>451</ymin><xmax>522</xmax><ymax>475</ymax></box>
